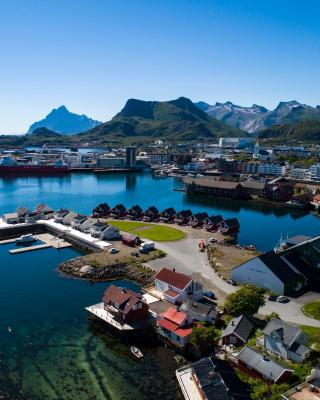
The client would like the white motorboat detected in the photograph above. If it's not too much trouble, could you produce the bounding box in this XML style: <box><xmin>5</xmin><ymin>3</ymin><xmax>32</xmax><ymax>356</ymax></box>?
<box><xmin>15</xmin><ymin>234</ymin><xmax>36</xmax><ymax>245</ymax></box>
<box><xmin>130</xmin><ymin>346</ymin><xmax>143</xmax><ymax>359</ymax></box>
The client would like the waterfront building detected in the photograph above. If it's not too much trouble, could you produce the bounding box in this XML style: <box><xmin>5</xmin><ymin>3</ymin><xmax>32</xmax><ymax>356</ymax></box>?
<box><xmin>203</xmin><ymin>215</ymin><xmax>224</xmax><ymax>232</ymax></box>
<box><xmin>174</xmin><ymin>209</ymin><xmax>193</xmax><ymax>225</ymax></box>
<box><xmin>221</xmin><ymin>315</ymin><xmax>254</xmax><ymax>346</ymax></box>
<box><xmin>90</xmin><ymin>222</ymin><xmax>120</xmax><ymax>240</ymax></box>
<box><xmin>54</xmin><ymin>208</ymin><xmax>69</xmax><ymax>223</ymax></box>
<box><xmin>2</xmin><ymin>212</ymin><xmax>24</xmax><ymax>224</ymax></box>
<box><xmin>184</xmin><ymin>161</ymin><xmax>206</xmax><ymax>172</ymax></box>
<box><xmin>148</xmin><ymin>153</ymin><xmax>171</xmax><ymax>165</ymax></box>
<box><xmin>236</xmin><ymin>347</ymin><xmax>293</xmax><ymax>383</ymax></box>
<box><xmin>92</xmin><ymin>203</ymin><xmax>110</xmax><ymax>218</ymax></box>
<box><xmin>62</xmin><ymin>211</ymin><xmax>78</xmax><ymax>226</ymax></box>
<box><xmin>265</xmin><ymin>180</ymin><xmax>294</xmax><ymax>202</ymax></box>
<box><xmin>79</xmin><ymin>217</ymin><xmax>96</xmax><ymax>233</ymax></box>
<box><xmin>217</xmin><ymin>159</ymin><xmax>241</xmax><ymax>174</ymax></box>
<box><xmin>183</xmin><ymin>177</ymin><xmax>248</xmax><ymax>199</ymax></box>
<box><xmin>176</xmin><ymin>357</ymin><xmax>234</xmax><ymax>400</ymax></box>
<box><xmin>142</xmin><ymin>206</ymin><xmax>159</xmax><ymax>222</ymax></box>
<box><xmin>127</xmin><ymin>205</ymin><xmax>143</xmax><ymax>220</ymax></box>
<box><xmin>71</xmin><ymin>215</ymin><xmax>87</xmax><ymax>230</ymax></box>
<box><xmin>154</xmin><ymin>267</ymin><xmax>203</xmax><ymax>304</ymax></box>
<box><xmin>157</xmin><ymin>306</ymin><xmax>193</xmax><ymax>348</ymax></box>
<box><xmin>97</xmin><ymin>157</ymin><xmax>126</xmax><ymax>169</ymax></box>
<box><xmin>109</xmin><ymin>204</ymin><xmax>127</xmax><ymax>218</ymax></box>
<box><xmin>289</xmin><ymin>167</ymin><xmax>310</xmax><ymax>180</ymax></box>
<box><xmin>159</xmin><ymin>207</ymin><xmax>176</xmax><ymax>223</ymax></box>
<box><xmin>126</xmin><ymin>146</ymin><xmax>136</xmax><ymax>168</ymax></box>
<box><xmin>242</xmin><ymin>162</ymin><xmax>259</xmax><ymax>175</ymax></box>
<box><xmin>217</xmin><ymin>218</ymin><xmax>240</xmax><ymax>235</ymax></box>
<box><xmin>231</xmin><ymin>250</ymin><xmax>306</xmax><ymax>295</ymax></box>
<box><xmin>188</xmin><ymin>212</ymin><xmax>209</xmax><ymax>228</ymax></box>
<box><xmin>262</xmin><ymin>318</ymin><xmax>310</xmax><ymax>363</ymax></box>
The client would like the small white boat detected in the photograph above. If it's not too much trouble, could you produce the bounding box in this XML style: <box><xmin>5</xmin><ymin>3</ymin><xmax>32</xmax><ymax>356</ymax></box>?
<box><xmin>15</xmin><ymin>234</ymin><xmax>36</xmax><ymax>245</ymax></box>
<box><xmin>7</xmin><ymin>326</ymin><xmax>12</xmax><ymax>334</ymax></box>
<box><xmin>130</xmin><ymin>346</ymin><xmax>143</xmax><ymax>359</ymax></box>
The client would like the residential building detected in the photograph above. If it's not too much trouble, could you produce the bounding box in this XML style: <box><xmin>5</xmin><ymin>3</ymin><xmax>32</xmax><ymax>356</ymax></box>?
<box><xmin>92</xmin><ymin>203</ymin><xmax>110</xmax><ymax>218</ymax></box>
<box><xmin>232</xmin><ymin>250</ymin><xmax>306</xmax><ymax>295</ymax></box>
<box><xmin>262</xmin><ymin>318</ymin><xmax>310</xmax><ymax>363</ymax></box>
<box><xmin>242</xmin><ymin>162</ymin><xmax>259</xmax><ymax>175</ymax></box>
<box><xmin>109</xmin><ymin>204</ymin><xmax>127</xmax><ymax>218</ymax></box>
<box><xmin>258</xmin><ymin>162</ymin><xmax>286</xmax><ymax>176</ymax></box>
<box><xmin>180</xmin><ymin>299</ymin><xmax>220</xmax><ymax>325</ymax></box>
<box><xmin>184</xmin><ymin>162</ymin><xmax>207</xmax><ymax>172</ymax></box>
<box><xmin>290</xmin><ymin>168</ymin><xmax>310</xmax><ymax>180</ymax></box>
<box><xmin>189</xmin><ymin>212</ymin><xmax>209</xmax><ymax>228</ymax></box>
<box><xmin>62</xmin><ymin>211</ymin><xmax>78</xmax><ymax>226</ymax></box>
<box><xmin>159</xmin><ymin>207</ymin><xmax>176</xmax><ymax>223</ymax></box>
<box><xmin>148</xmin><ymin>153</ymin><xmax>172</xmax><ymax>165</ymax></box>
<box><xmin>154</xmin><ymin>267</ymin><xmax>203</xmax><ymax>304</ymax></box>
<box><xmin>71</xmin><ymin>215</ymin><xmax>87</xmax><ymax>229</ymax></box>
<box><xmin>79</xmin><ymin>217</ymin><xmax>96</xmax><ymax>233</ymax></box>
<box><xmin>236</xmin><ymin>347</ymin><xmax>293</xmax><ymax>383</ymax></box>
<box><xmin>176</xmin><ymin>357</ymin><xmax>234</xmax><ymax>400</ymax></box>
<box><xmin>142</xmin><ymin>206</ymin><xmax>159</xmax><ymax>222</ymax></box>
<box><xmin>102</xmin><ymin>285</ymin><xmax>149</xmax><ymax>324</ymax></box>
<box><xmin>221</xmin><ymin>315</ymin><xmax>254</xmax><ymax>346</ymax></box>
<box><xmin>2</xmin><ymin>212</ymin><xmax>24</xmax><ymax>224</ymax></box>
<box><xmin>54</xmin><ymin>208</ymin><xmax>69</xmax><ymax>223</ymax></box>
<box><xmin>217</xmin><ymin>159</ymin><xmax>241</xmax><ymax>174</ymax></box>
<box><xmin>217</xmin><ymin>218</ymin><xmax>240</xmax><ymax>235</ymax></box>
<box><xmin>311</xmin><ymin>164</ymin><xmax>320</xmax><ymax>181</ymax></box>
<box><xmin>157</xmin><ymin>306</ymin><xmax>193</xmax><ymax>347</ymax></box>
<box><xmin>127</xmin><ymin>205</ymin><xmax>143</xmax><ymax>220</ymax></box>
<box><xmin>90</xmin><ymin>222</ymin><xmax>120</xmax><ymax>240</ymax></box>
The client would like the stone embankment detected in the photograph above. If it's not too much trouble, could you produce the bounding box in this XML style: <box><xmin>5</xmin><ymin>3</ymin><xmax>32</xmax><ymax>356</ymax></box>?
<box><xmin>59</xmin><ymin>256</ymin><xmax>154</xmax><ymax>286</ymax></box>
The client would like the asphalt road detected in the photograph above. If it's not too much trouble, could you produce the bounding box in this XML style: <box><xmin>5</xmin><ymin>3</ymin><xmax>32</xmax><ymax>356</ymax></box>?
<box><xmin>147</xmin><ymin>237</ymin><xmax>320</xmax><ymax>327</ymax></box>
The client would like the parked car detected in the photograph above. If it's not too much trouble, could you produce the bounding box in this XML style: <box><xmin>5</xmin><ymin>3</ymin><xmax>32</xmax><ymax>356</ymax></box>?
<box><xmin>202</xmin><ymin>290</ymin><xmax>216</xmax><ymax>299</ymax></box>
<box><xmin>109</xmin><ymin>248</ymin><xmax>120</xmax><ymax>254</ymax></box>
<box><xmin>277</xmin><ymin>295</ymin><xmax>289</xmax><ymax>303</ymax></box>
<box><xmin>139</xmin><ymin>248</ymin><xmax>149</xmax><ymax>254</ymax></box>
<box><xmin>226</xmin><ymin>279</ymin><xmax>237</xmax><ymax>286</ymax></box>
<box><xmin>267</xmin><ymin>294</ymin><xmax>277</xmax><ymax>301</ymax></box>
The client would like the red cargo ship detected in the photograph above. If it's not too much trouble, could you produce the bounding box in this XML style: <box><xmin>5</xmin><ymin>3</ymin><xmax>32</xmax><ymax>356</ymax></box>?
<box><xmin>0</xmin><ymin>157</ymin><xmax>69</xmax><ymax>175</ymax></box>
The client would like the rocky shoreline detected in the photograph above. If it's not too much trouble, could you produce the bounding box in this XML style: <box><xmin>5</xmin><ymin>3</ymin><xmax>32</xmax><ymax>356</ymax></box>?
<box><xmin>58</xmin><ymin>256</ymin><xmax>155</xmax><ymax>286</ymax></box>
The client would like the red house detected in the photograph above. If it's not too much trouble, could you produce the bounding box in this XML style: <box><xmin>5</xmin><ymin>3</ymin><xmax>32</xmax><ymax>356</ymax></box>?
<box><xmin>103</xmin><ymin>285</ymin><xmax>149</xmax><ymax>324</ymax></box>
<box><xmin>203</xmin><ymin>215</ymin><xmax>224</xmax><ymax>231</ymax></box>
<box><xmin>158</xmin><ymin>307</ymin><xmax>193</xmax><ymax>348</ymax></box>
<box><xmin>174</xmin><ymin>209</ymin><xmax>193</xmax><ymax>225</ymax></box>
<box><xmin>188</xmin><ymin>212</ymin><xmax>208</xmax><ymax>228</ymax></box>
<box><xmin>218</xmin><ymin>218</ymin><xmax>240</xmax><ymax>235</ymax></box>
<box><xmin>142</xmin><ymin>206</ymin><xmax>159</xmax><ymax>222</ymax></box>
<box><xmin>122</xmin><ymin>233</ymin><xmax>140</xmax><ymax>247</ymax></box>
<box><xmin>109</xmin><ymin>204</ymin><xmax>127</xmax><ymax>219</ymax></box>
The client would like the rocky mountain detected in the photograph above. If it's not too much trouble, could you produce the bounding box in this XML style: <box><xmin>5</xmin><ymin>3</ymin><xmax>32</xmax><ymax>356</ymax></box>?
<box><xmin>28</xmin><ymin>105</ymin><xmax>102</xmax><ymax>135</ymax></box>
<box><xmin>196</xmin><ymin>100</ymin><xmax>320</xmax><ymax>133</ymax></box>
<box><xmin>29</xmin><ymin>127</ymin><xmax>62</xmax><ymax>137</ymax></box>
<box><xmin>259</xmin><ymin>120</ymin><xmax>320</xmax><ymax>141</ymax></box>
<box><xmin>80</xmin><ymin>97</ymin><xmax>247</xmax><ymax>143</ymax></box>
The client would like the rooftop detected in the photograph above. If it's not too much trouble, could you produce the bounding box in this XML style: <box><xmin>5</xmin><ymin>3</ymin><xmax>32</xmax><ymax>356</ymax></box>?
<box><xmin>154</xmin><ymin>267</ymin><xmax>193</xmax><ymax>290</ymax></box>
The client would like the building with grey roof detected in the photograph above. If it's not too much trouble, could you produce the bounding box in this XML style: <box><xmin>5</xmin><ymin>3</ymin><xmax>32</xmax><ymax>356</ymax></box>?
<box><xmin>221</xmin><ymin>315</ymin><xmax>254</xmax><ymax>346</ymax></box>
<box><xmin>262</xmin><ymin>318</ymin><xmax>310</xmax><ymax>363</ymax></box>
<box><xmin>236</xmin><ymin>347</ymin><xmax>293</xmax><ymax>383</ymax></box>
<box><xmin>180</xmin><ymin>299</ymin><xmax>220</xmax><ymax>325</ymax></box>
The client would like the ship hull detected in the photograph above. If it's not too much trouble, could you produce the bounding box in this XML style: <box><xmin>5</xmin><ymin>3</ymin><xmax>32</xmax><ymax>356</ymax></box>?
<box><xmin>0</xmin><ymin>166</ymin><xmax>69</xmax><ymax>175</ymax></box>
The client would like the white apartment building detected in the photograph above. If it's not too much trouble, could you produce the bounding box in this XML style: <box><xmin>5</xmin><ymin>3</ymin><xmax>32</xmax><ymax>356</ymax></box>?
<box><xmin>310</xmin><ymin>164</ymin><xmax>320</xmax><ymax>181</ymax></box>
<box><xmin>258</xmin><ymin>162</ymin><xmax>286</xmax><ymax>176</ymax></box>
<box><xmin>148</xmin><ymin>153</ymin><xmax>171</xmax><ymax>165</ymax></box>
<box><xmin>184</xmin><ymin>162</ymin><xmax>206</xmax><ymax>172</ymax></box>
<box><xmin>290</xmin><ymin>168</ymin><xmax>310</xmax><ymax>180</ymax></box>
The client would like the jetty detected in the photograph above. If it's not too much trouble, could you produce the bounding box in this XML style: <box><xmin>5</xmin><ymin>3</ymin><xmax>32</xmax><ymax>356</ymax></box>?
<box><xmin>10</xmin><ymin>243</ymin><xmax>52</xmax><ymax>254</ymax></box>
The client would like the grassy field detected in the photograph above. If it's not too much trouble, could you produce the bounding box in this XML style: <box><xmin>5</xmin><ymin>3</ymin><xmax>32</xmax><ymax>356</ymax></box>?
<box><xmin>108</xmin><ymin>220</ymin><xmax>186</xmax><ymax>242</ymax></box>
<box><xmin>302</xmin><ymin>301</ymin><xmax>320</xmax><ymax>321</ymax></box>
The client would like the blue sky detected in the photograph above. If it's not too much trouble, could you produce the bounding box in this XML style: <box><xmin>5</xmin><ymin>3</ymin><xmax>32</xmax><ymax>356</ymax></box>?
<box><xmin>1</xmin><ymin>0</ymin><xmax>320</xmax><ymax>133</ymax></box>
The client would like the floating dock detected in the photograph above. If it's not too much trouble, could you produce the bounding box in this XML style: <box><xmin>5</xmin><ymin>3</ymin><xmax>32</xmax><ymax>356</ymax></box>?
<box><xmin>10</xmin><ymin>243</ymin><xmax>52</xmax><ymax>254</ymax></box>
<box><xmin>0</xmin><ymin>238</ymin><xmax>17</xmax><ymax>245</ymax></box>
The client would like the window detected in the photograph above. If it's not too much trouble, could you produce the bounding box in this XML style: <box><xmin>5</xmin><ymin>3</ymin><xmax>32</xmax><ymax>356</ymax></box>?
<box><xmin>230</xmin><ymin>336</ymin><xmax>237</xmax><ymax>344</ymax></box>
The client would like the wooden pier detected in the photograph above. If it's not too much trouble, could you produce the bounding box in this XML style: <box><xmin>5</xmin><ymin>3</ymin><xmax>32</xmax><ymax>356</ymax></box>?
<box><xmin>10</xmin><ymin>243</ymin><xmax>52</xmax><ymax>254</ymax></box>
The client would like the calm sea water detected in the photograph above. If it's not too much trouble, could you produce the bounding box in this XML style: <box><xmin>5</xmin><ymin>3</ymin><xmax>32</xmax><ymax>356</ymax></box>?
<box><xmin>0</xmin><ymin>243</ymin><xmax>177</xmax><ymax>400</ymax></box>
<box><xmin>0</xmin><ymin>172</ymin><xmax>319</xmax><ymax>250</ymax></box>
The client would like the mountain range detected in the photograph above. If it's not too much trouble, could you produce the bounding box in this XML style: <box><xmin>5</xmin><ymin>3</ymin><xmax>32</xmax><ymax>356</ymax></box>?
<box><xmin>28</xmin><ymin>105</ymin><xmax>102</xmax><ymax>135</ymax></box>
<box><xmin>196</xmin><ymin>100</ymin><xmax>320</xmax><ymax>133</ymax></box>
<box><xmin>78</xmin><ymin>97</ymin><xmax>246</xmax><ymax>143</ymax></box>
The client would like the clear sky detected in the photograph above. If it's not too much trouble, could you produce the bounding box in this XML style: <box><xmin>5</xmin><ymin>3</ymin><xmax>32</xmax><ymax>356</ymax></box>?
<box><xmin>1</xmin><ymin>0</ymin><xmax>320</xmax><ymax>133</ymax></box>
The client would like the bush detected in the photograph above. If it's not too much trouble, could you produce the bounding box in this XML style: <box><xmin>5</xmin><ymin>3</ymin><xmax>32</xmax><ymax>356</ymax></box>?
<box><xmin>189</xmin><ymin>325</ymin><xmax>220</xmax><ymax>355</ymax></box>
<box><xmin>225</xmin><ymin>285</ymin><xmax>265</xmax><ymax>316</ymax></box>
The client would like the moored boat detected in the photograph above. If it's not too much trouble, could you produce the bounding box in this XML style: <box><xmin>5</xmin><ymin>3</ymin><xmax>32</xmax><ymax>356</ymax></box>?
<box><xmin>15</xmin><ymin>234</ymin><xmax>37</xmax><ymax>245</ymax></box>
<box><xmin>130</xmin><ymin>346</ymin><xmax>143</xmax><ymax>359</ymax></box>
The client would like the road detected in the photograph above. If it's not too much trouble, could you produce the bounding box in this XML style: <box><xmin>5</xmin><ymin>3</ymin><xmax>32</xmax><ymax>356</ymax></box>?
<box><xmin>147</xmin><ymin>237</ymin><xmax>320</xmax><ymax>327</ymax></box>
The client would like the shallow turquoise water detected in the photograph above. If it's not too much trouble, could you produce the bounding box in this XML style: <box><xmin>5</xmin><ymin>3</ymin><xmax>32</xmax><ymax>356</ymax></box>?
<box><xmin>0</xmin><ymin>172</ymin><xmax>319</xmax><ymax>250</ymax></box>
<box><xmin>0</xmin><ymin>243</ymin><xmax>177</xmax><ymax>399</ymax></box>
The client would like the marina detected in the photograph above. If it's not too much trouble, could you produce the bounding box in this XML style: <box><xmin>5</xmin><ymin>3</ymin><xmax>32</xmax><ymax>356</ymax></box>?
<box><xmin>9</xmin><ymin>242</ymin><xmax>51</xmax><ymax>254</ymax></box>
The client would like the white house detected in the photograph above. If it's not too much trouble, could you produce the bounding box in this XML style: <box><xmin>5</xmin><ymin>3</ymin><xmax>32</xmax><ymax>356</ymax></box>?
<box><xmin>262</xmin><ymin>318</ymin><xmax>310</xmax><ymax>363</ymax></box>
<box><xmin>90</xmin><ymin>222</ymin><xmax>120</xmax><ymax>240</ymax></box>
<box><xmin>154</xmin><ymin>268</ymin><xmax>202</xmax><ymax>304</ymax></box>
<box><xmin>71</xmin><ymin>215</ymin><xmax>87</xmax><ymax>230</ymax></box>
<box><xmin>2</xmin><ymin>212</ymin><xmax>23</xmax><ymax>224</ymax></box>
<box><xmin>232</xmin><ymin>250</ymin><xmax>305</xmax><ymax>295</ymax></box>
<box><xmin>310</xmin><ymin>164</ymin><xmax>320</xmax><ymax>181</ymax></box>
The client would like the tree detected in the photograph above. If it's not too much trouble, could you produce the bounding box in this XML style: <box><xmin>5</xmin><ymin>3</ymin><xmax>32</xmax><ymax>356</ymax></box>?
<box><xmin>265</xmin><ymin>312</ymin><xmax>280</xmax><ymax>322</ymax></box>
<box><xmin>225</xmin><ymin>285</ymin><xmax>265</xmax><ymax>316</ymax></box>
<box><xmin>249</xmin><ymin>378</ymin><xmax>289</xmax><ymax>400</ymax></box>
<box><xmin>189</xmin><ymin>325</ymin><xmax>220</xmax><ymax>355</ymax></box>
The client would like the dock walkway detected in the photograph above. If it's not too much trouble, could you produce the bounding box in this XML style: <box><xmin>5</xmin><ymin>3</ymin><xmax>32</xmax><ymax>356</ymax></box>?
<box><xmin>10</xmin><ymin>243</ymin><xmax>52</xmax><ymax>254</ymax></box>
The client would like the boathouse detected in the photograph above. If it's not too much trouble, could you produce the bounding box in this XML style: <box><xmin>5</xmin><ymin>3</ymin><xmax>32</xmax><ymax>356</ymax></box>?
<box><xmin>218</xmin><ymin>217</ymin><xmax>240</xmax><ymax>235</ymax></box>
<box><xmin>203</xmin><ymin>215</ymin><xmax>223</xmax><ymax>231</ymax></box>
<box><xmin>174</xmin><ymin>210</ymin><xmax>193</xmax><ymax>225</ymax></box>
<box><xmin>184</xmin><ymin>177</ymin><xmax>248</xmax><ymax>199</ymax></box>
<box><xmin>127</xmin><ymin>205</ymin><xmax>143</xmax><ymax>220</ymax></box>
<box><xmin>142</xmin><ymin>206</ymin><xmax>159</xmax><ymax>222</ymax></box>
<box><xmin>54</xmin><ymin>208</ymin><xmax>69</xmax><ymax>223</ymax></box>
<box><xmin>109</xmin><ymin>204</ymin><xmax>127</xmax><ymax>218</ymax></box>
<box><xmin>159</xmin><ymin>207</ymin><xmax>176</xmax><ymax>223</ymax></box>
<box><xmin>92</xmin><ymin>203</ymin><xmax>110</xmax><ymax>218</ymax></box>
<box><xmin>188</xmin><ymin>212</ymin><xmax>208</xmax><ymax>228</ymax></box>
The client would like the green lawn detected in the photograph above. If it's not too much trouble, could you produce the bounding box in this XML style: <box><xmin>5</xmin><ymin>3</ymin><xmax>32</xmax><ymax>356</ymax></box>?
<box><xmin>300</xmin><ymin>325</ymin><xmax>320</xmax><ymax>352</ymax></box>
<box><xmin>302</xmin><ymin>301</ymin><xmax>320</xmax><ymax>321</ymax></box>
<box><xmin>108</xmin><ymin>220</ymin><xmax>186</xmax><ymax>242</ymax></box>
